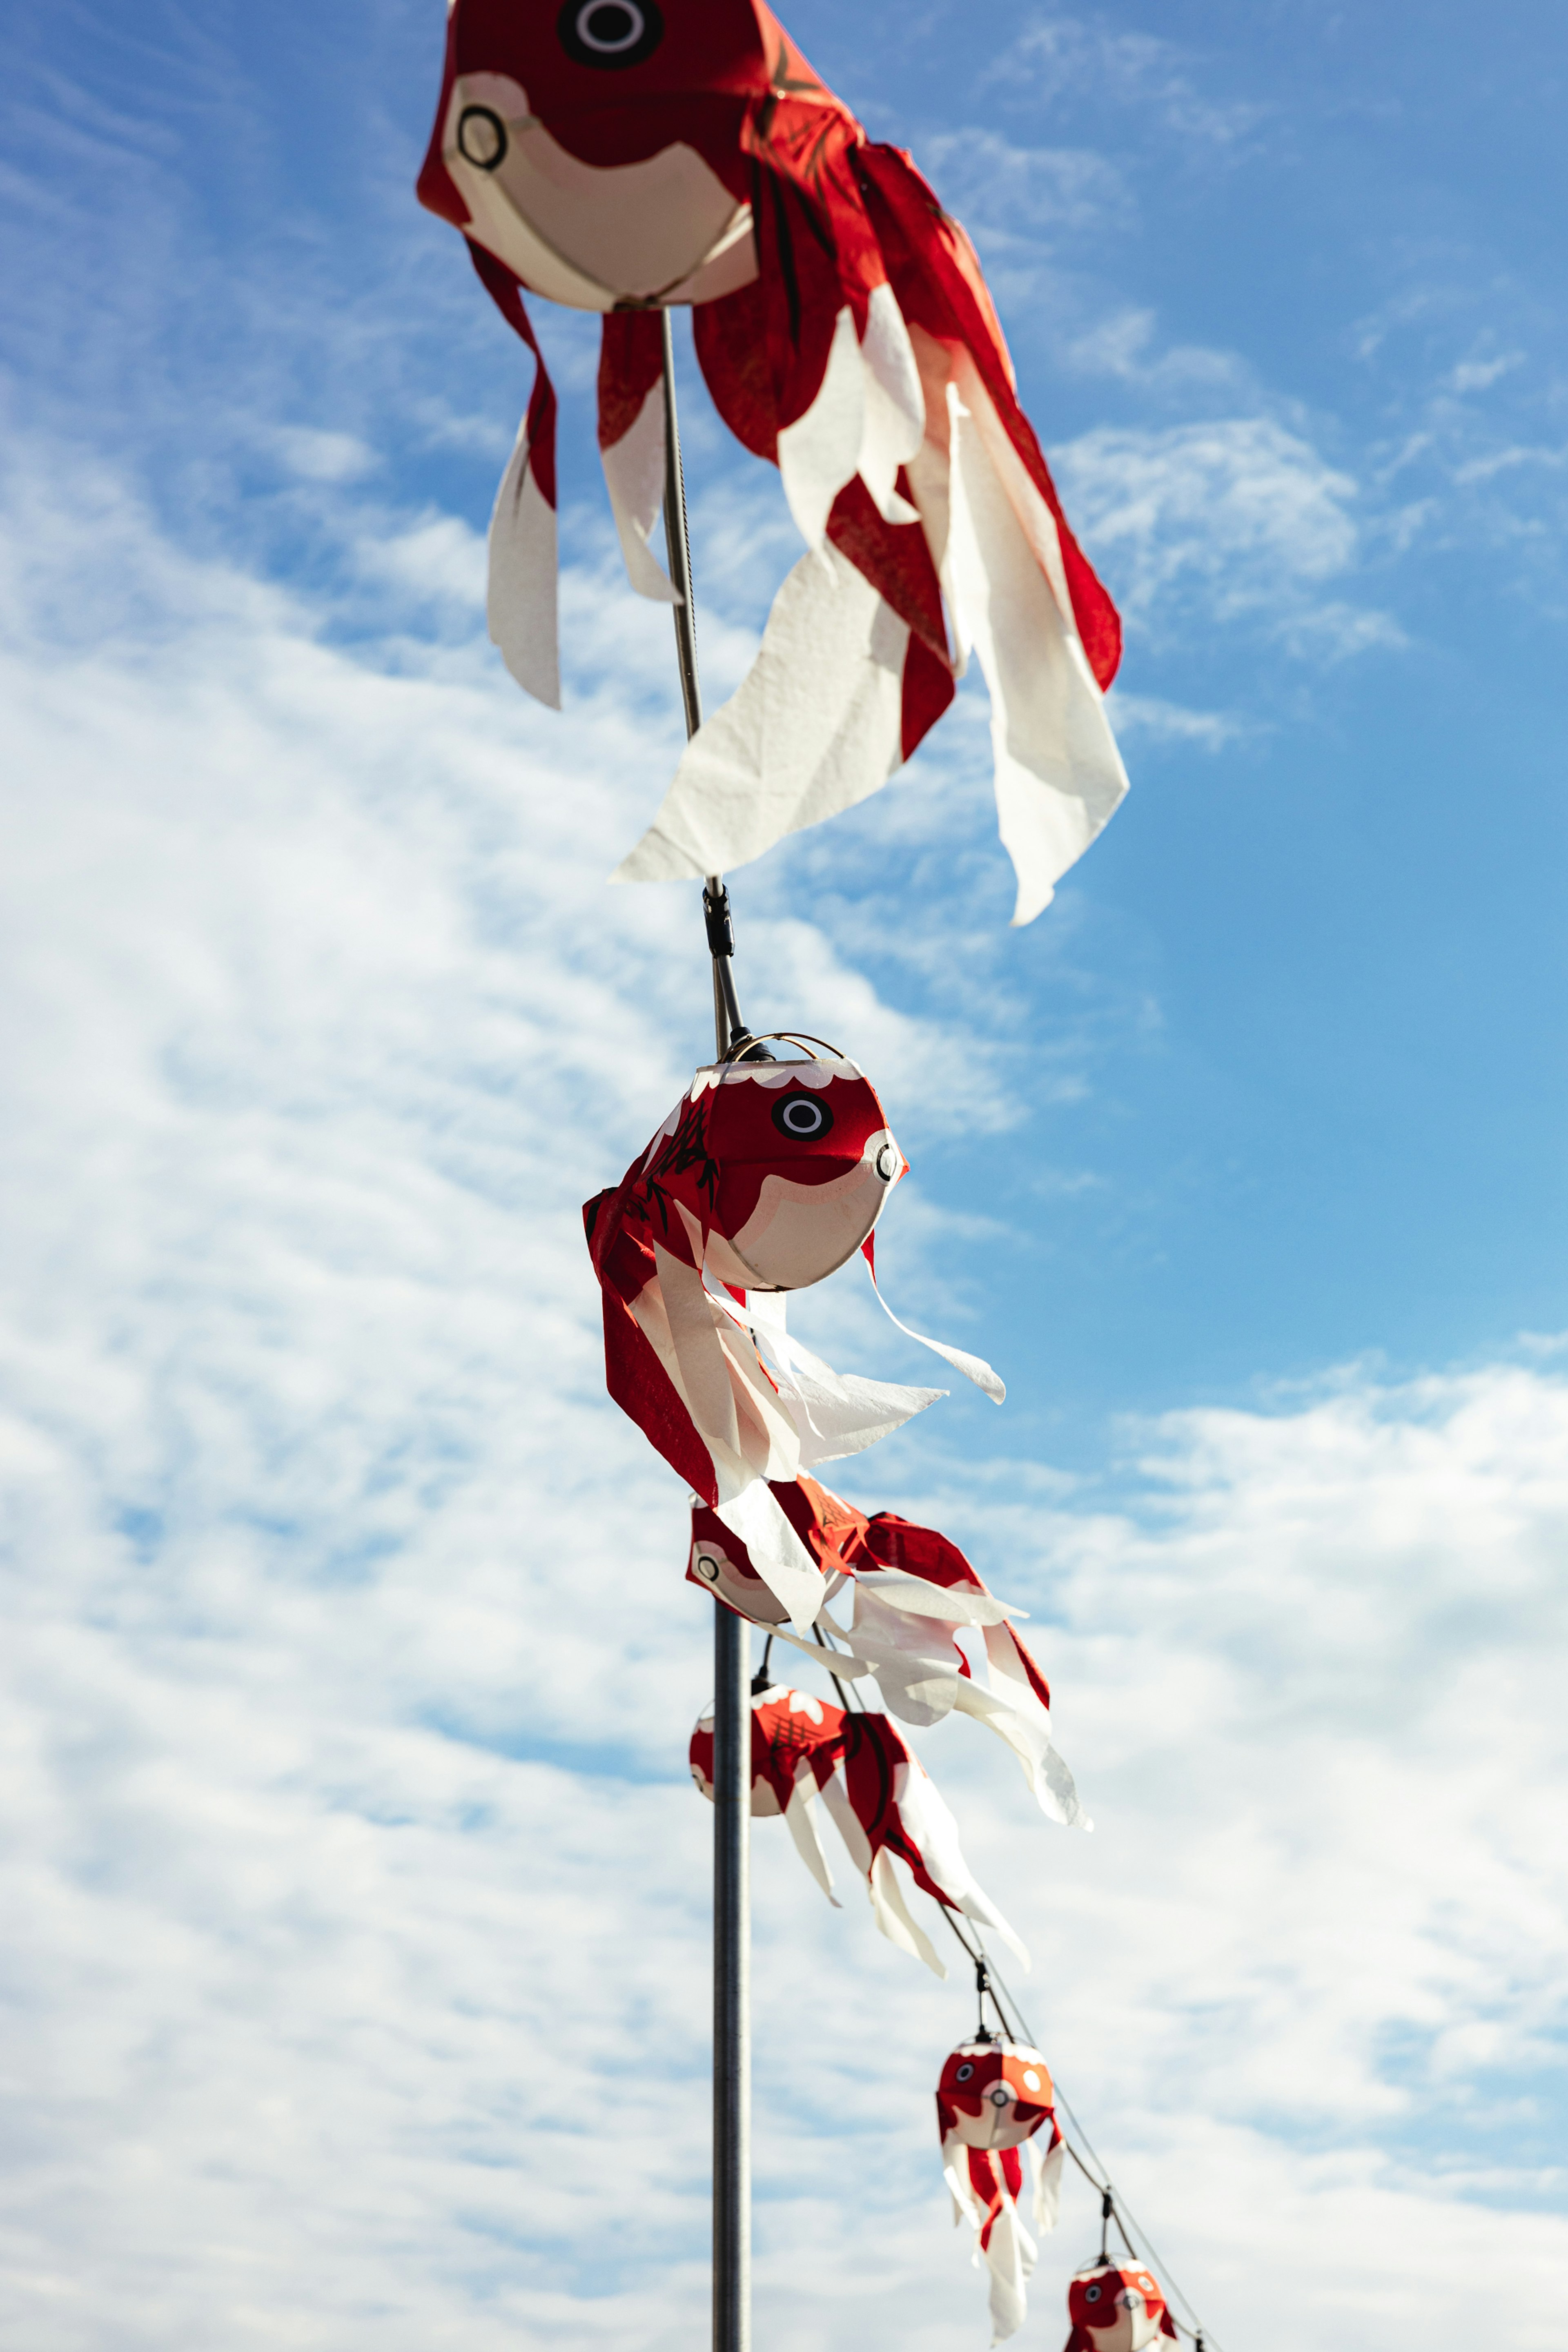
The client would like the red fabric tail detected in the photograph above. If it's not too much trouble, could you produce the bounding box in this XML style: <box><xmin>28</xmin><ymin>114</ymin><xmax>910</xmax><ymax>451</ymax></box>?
<box><xmin>598</xmin><ymin>310</ymin><xmax>665</xmax><ymax>450</ymax></box>
<box><xmin>466</xmin><ymin>244</ymin><xmax>558</xmax><ymax>508</ymax></box>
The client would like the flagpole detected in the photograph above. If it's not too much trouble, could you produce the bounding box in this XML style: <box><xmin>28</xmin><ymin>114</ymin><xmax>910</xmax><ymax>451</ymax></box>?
<box><xmin>661</xmin><ymin>308</ymin><xmax>752</xmax><ymax>2352</ymax></box>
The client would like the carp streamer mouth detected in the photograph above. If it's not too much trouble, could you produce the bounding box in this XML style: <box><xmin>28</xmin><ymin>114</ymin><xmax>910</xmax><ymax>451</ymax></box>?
<box><xmin>557</xmin><ymin>0</ymin><xmax>665</xmax><ymax>70</ymax></box>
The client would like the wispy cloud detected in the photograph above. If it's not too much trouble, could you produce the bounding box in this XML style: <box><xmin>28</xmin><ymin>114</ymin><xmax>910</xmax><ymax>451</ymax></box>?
<box><xmin>1052</xmin><ymin>418</ymin><xmax>1399</xmax><ymax>657</ymax></box>
<box><xmin>980</xmin><ymin>12</ymin><xmax>1269</xmax><ymax>149</ymax></box>
<box><xmin>0</xmin><ymin>430</ymin><xmax>1562</xmax><ymax>2350</ymax></box>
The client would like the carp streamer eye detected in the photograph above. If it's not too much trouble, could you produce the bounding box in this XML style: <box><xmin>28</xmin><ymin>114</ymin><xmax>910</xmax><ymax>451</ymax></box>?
<box><xmin>455</xmin><ymin>105</ymin><xmax>507</xmax><ymax>170</ymax></box>
<box><xmin>1085</xmin><ymin>2286</ymin><xmax>1102</xmax><ymax>2304</ymax></box>
<box><xmin>874</xmin><ymin>1142</ymin><xmax>899</xmax><ymax>1181</ymax></box>
<box><xmin>557</xmin><ymin>0</ymin><xmax>664</xmax><ymax>69</ymax></box>
<box><xmin>954</xmin><ymin>2062</ymin><xmax>975</xmax><ymax>2082</ymax></box>
<box><xmin>771</xmin><ymin>1091</ymin><xmax>834</xmax><ymax>1141</ymax></box>
<box><xmin>988</xmin><ymin>2085</ymin><xmax>1009</xmax><ymax>2107</ymax></box>
<box><xmin>693</xmin><ymin>1550</ymin><xmax>722</xmax><ymax>1582</ymax></box>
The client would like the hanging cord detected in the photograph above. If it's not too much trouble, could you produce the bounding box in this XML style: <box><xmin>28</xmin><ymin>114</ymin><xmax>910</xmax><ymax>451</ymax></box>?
<box><xmin>750</xmin><ymin>1635</ymin><xmax>775</xmax><ymax>1697</ymax></box>
<box><xmin>935</xmin><ymin>1907</ymin><xmax>1224</xmax><ymax>2352</ymax></box>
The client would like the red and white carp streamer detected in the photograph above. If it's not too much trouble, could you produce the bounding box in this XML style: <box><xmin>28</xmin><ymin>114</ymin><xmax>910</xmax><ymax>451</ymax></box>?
<box><xmin>690</xmin><ymin>1686</ymin><xmax>1023</xmax><ymax>1974</ymax></box>
<box><xmin>937</xmin><ymin>2037</ymin><xmax>1065</xmax><ymax>2343</ymax></box>
<box><xmin>1065</xmin><ymin>2263</ymin><xmax>1179</xmax><ymax>2352</ymax></box>
<box><xmin>688</xmin><ymin>1476</ymin><xmax>1087</xmax><ymax>1827</ymax></box>
<box><xmin>584</xmin><ymin>1054</ymin><xmax>1001</xmax><ymax>1624</ymax></box>
<box><xmin>416</xmin><ymin>0</ymin><xmax>1128</xmax><ymax>923</ymax></box>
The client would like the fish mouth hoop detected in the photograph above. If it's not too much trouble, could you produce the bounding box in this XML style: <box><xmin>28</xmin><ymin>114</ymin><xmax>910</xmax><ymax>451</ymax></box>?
<box><xmin>718</xmin><ymin>1030</ymin><xmax>843</xmax><ymax>1064</ymax></box>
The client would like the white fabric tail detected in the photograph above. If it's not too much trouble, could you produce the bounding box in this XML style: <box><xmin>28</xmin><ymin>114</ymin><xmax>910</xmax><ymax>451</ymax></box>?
<box><xmin>488</xmin><ymin>415</ymin><xmax>560</xmax><ymax>708</ymax></box>
<box><xmin>864</xmin><ymin>1242</ymin><xmax>1005</xmax><ymax>1403</ymax></box>
<box><xmin>610</xmin><ymin>542</ymin><xmax>907</xmax><ymax>885</ymax></box>
<box><xmin>601</xmin><ymin>381</ymin><xmax>679</xmax><ymax>603</ymax></box>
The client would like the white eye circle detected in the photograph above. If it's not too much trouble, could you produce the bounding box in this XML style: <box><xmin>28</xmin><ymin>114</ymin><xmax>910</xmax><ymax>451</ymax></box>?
<box><xmin>694</xmin><ymin>1551</ymin><xmax>721</xmax><ymax>1582</ymax></box>
<box><xmin>988</xmin><ymin>2085</ymin><xmax>1009</xmax><ymax>2107</ymax></box>
<box><xmin>1022</xmin><ymin>2069</ymin><xmax>1040</xmax><ymax>2091</ymax></box>
<box><xmin>576</xmin><ymin>0</ymin><xmax>644</xmax><ymax>50</ymax></box>
<box><xmin>874</xmin><ymin>1142</ymin><xmax>899</xmax><ymax>1181</ymax></box>
<box><xmin>456</xmin><ymin>105</ymin><xmax>507</xmax><ymax>170</ymax></box>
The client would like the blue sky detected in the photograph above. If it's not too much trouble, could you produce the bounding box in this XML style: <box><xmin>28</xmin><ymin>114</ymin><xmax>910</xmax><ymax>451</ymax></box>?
<box><xmin>1</xmin><ymin>3</ymin><xmax>1565</xmax><ymax>2348</ymax></box>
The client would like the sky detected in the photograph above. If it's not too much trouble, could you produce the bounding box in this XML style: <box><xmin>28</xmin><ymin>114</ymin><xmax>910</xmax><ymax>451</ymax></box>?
<box><xmin>0</xmin><ymin>1</ymin><xmax>1565</xmax><ymax>2347</ymax></box>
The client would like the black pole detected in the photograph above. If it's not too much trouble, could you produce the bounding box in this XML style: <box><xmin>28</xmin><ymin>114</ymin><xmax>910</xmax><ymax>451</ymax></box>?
<box><xmin>661</xmin><ymin>307</ymin><xmax>751</xmax><ymax>2352</ymax></box>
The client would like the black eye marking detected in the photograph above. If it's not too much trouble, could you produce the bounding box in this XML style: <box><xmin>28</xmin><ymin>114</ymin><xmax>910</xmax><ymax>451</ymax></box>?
<box><xmin>693</xmin><ymin>1550</ymin><xmax>721</xmax><ymax>1582</ymax></box>
<box><xmin>557</xmin><ymin>0</ymin><xmax>664</xmax><ymax>69</ymax></box>
<box><xmin>1085</xmin><ymin>2285</ymin><xmax>1102</xmax><ymax>2303</ymax></box>
<box><xmin>771</xmin><ymin>1092</ymin><xmax>834</xmax><ymax>1142</ymax></box>
<box><xmin>456</xmin><ymin>105</ymin><xmax>507</xmax><ymax>171</ymax></box>
<box><xmin>874</xmin><ymin>1142</ymin><xmax>898</xmax><ymax>1180</ymax></box>
<box><xmin>955</xmin><ymin>2061</ymin><xmax>975</xmax><ymax>2082</ymax></box>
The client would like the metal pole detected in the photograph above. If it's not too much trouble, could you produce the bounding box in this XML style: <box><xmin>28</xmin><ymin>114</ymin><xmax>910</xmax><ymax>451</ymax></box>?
<box><xmin>659</xmin><ymin>311</ymin><xmax>748</xmax><ymax>1062</ymax></box>
<box><xmin>660</xmin><ymin>307</ymin><xmax>751</xmax><ymax>2352</ymax></box>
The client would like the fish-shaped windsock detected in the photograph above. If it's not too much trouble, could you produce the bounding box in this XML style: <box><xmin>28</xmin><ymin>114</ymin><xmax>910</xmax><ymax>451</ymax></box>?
<box><xmin>690</xmin><ymin>1687</ymin><xmax>1022</xmax><ymax>1972</ymax></box>
<box><xmin>690</xmin><ymin>1682</ymin><xmax>846</xmax><ymax>1891</ymax></box>
<box><xmin>1065</xmin><ymin>2264</ymin><xmax>1179</xmax><ymax>2352</ymax></box>
<box><xmin>585</xmin><ymin>1054</ymin><xmax>1001</xmax><ymax>1624</ymax></box>
<box><xmin>689</xmin><ymin>1474</ymin><xmax>1087</xmax><ymax>1826</ymax></box>
<box><xmin>938</xmin><ymin>2037</ymin><xmax>1065</xmax><ymax>2343</ymax></box>
<box><xmin>417</xmin><ymin>0</ymin><xmax>1128</xmax><ymax>924</ymax></box>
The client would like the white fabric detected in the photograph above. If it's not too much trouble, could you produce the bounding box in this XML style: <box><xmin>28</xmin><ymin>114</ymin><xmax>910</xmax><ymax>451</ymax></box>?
<box><xmin>942</xmin><ymin>364</ymin><xmax>1129</xmax><ymax>925</ymax></box>
<box><xmin>776</xmin><ymin>306</ymin><xmax>865</xmax><ymax>550</ymax></box>
<box><xmin>979</xmin><ymin>2184</ymin><xmax>1038</xmax><ymax>2345</ymax></box>
<box><xmin>864</xmin><ymin>1246</ymin><xmax>1005</xmax><ymax>1403</ymax></box>
<box><xmin>782</xmin><ymin>1762</ymin><xmax>840</xmax><ymax>1904</ymax></box>
<box><xmin>444</xmin><ymin>74</ymin><xmax>759</xmax><ymax>312</ymax></box>
<box><xmin>1030</xmin><ymin>2133</ymin><xmax>1065</xmax><ymax>2232</ymax></box>
<box><xmin>487</xmin><ymin>419</ymin><xmax>559</xmax><ymax>709</ymax></box>
<box><xmin>600</xmin><ymin>381</ymin><xmax>678</xmax><ymax>603</ymax></box>
<box><xmin>611</xmin><ymin>541</ymin><xmax>907</xmax><ymax>884</ymax></box>
<box><xmin>891</xmin><ymin>1750</ymin><xmax>1028</xmax><ymax>1967</ymax></box>
<box><xmin>857</xmin><ymin>283</ymin><xmax>926</xmax><ymax>521</ymax></box>
<box><xmin>712</xmin><ymin>1479</ymin><xmax>826</xmax><ymax>1628</ymax></box>
<box><xmin>709</xmin><ymin>1287</ymin><xmax>941</xmax><ymax>1472</ymax></box>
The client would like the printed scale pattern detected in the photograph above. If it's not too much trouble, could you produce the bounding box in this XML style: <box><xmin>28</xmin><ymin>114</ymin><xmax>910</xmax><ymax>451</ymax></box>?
<box><xmin>418</xmin><ymin>0</ymin><xmax>1129</xmax><ymax>922</ymax></box>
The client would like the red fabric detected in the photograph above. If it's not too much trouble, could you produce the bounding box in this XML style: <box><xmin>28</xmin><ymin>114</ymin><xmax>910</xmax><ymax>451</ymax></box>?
<box><xmin>826</xmin><ymin>474</ymin><xmax>947</xmax><ymax>660</ymax></box>
<box><xmin>860</xmin><ymin>1510</ymin><xmax>1054</xmax><ymax>1713</ymax></box>
<box><xmin>466</xmin><ymin>243</ymin><xmax>558</xmax><ymax>508</ymax></box>
<box><xmin>693</xmin><ymin>281</ymin><xmax>780</xmax><ymax>459</ymax></box>
<box><xmin>690</xmin><ymin>1684</ymin><xmax>846</xmax><ymax>1806</ymax></box>
<box><xmin>583</xmin><ymin>1188</ymin><xmax>717</xmax><ymax>1501</ymax></box>
<box><xmin>583</xmin><ymin>1067</ymin><xmax>894</xmax><ymax>1488</ymax></box>
<box><xmin>837</xmin><ymin>1711</ymin><xmax>961</xmax><ymax>1914</ymax></box>
<box><xmin>598</xmin><ymin>310</ymin><xmax>665</xmax><ymax>450</ymax></box>
<box><xmin>421</xmin><ymin>0</ymin><xmax>1124</xmax><ymax>751</ymax></box>
<box><xmin>901</xmin><ymin>633</ymin><xmax>956</xmax><ymax>761</ymax></box>
<box><xmin>854</xmin><ymin>141</ymin><xmax>1121</xmax><ymax>689</ymax></box>
<box><xmin>1066</xmin><ymin>2265</ymin><xmax>1176</xmax><ymax>2345</ymax></box>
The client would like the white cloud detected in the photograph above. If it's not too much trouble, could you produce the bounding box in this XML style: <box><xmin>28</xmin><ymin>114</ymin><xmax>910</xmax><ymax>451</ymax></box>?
<box><xmin>1051</xmin><ymin>418</ymin><xmax>1400</xmax><ymax>657</ymax></box>
<box><xmin>981</xmin><ymin>15</ymin><xmax>1268</xmax><ymax>149</ymax></box>
<box><xmin>0</xmin><ymin>439</ymin><xmax>1563</xmax><ymax>2352</ymax></box>
<box><xmin>269</xmin><ymin>425</ymin><xmax>377</xmax><ymax>483</ymax></box>
<box><xmin>915</xmin><ymin>129</ymin><xmax>1131</xmax><ymax>241</ymax></box>
<box><xmin>1105</xmin><ymin>690</ymin><xmax>1249</xmax><ymax>751</ymax></box>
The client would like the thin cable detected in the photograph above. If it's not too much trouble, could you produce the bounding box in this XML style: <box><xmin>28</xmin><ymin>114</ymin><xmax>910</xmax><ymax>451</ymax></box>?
<box><xmin>933</xmin><ymin>1908</ymin><xmax>1225</xmax><ymax>2352</ymax></box>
